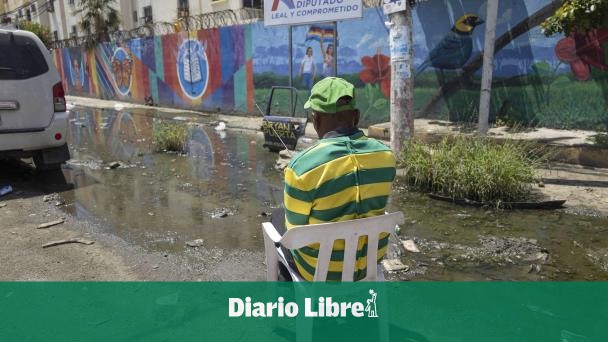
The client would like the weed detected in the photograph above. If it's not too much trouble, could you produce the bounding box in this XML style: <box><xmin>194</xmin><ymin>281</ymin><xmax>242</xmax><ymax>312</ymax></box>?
<box><xmin>399</xmin><ymin>136</ymin><xmax>552</xmax><ymax>205</ymax></box>
<box><xmin>153</xmin><ymin>121</ymin><xmax>189</xmax><ymax>152</ymax></box>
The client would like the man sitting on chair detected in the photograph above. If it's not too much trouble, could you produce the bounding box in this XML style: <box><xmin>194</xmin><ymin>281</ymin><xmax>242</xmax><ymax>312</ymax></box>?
<box><xmin>273</xmin><ymin>77</ymin><xmax>397</xmax><ymax>281</ymax></box>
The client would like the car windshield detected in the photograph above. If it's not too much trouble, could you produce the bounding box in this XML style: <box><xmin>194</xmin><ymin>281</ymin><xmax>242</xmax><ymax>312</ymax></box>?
<box><xmin>0</xmin><ymin>32</ymin><xmax>48</xmax><ymax>80</ymax></box>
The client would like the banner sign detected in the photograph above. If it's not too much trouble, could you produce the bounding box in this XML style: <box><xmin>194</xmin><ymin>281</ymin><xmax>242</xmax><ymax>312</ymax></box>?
<box><xmin>1</xmin><ymin>282</ymin><xmax>607</xmax><ymax>341</ymax></box>
<box><xmin>264</xmin><ymin>0</ymin><xmax>362</xmax><ymax>26</ymax></box>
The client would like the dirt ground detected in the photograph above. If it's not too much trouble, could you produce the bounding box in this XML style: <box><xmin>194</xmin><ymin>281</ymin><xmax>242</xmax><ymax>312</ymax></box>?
<box><xmin>0</xmin><ymin>159</ymin><xmax>266</xmax><ymax>281</ymax></box>
<box><xmin>0</xmin><ymin>170</ymin><xmax>137</xmax><ymax>281</ymax></box>
<box><xmin>539</xmin><ymin>164</ymin><xmax>608</xmax><ymax>217</ymax></box>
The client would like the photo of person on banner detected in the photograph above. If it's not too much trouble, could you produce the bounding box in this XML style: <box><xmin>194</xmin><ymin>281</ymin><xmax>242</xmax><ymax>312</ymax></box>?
<box><xmin>298</xmin><ymin>46</ymin><xmax>317</xmax><ymax>95</ymax></box>
<box><xmin>306</xmin><ymin>24</ymin><xmax>336</xmax><ymax>77</ymax></box>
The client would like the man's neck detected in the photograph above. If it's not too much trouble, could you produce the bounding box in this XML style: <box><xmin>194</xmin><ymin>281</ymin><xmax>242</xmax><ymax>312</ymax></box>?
<box><xmin>322</xmin><ymin>126</ymin><xmax>359</xmax><ymax>139</ymax></box>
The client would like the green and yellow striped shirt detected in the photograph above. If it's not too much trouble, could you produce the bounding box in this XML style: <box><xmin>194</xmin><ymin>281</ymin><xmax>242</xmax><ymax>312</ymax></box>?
<box><xmin>283</xmin><ymin>129</ymin><xmax>396</xmax><ymax>281</ymax></box>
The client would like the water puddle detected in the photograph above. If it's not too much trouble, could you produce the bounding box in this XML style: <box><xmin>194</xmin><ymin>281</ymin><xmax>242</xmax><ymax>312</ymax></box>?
<box><xmin>58</xmin><ymin>106</ymin><xmax>608</xmax><ymax>280</ymax></box>
<box><xmin>61</xmin><ymin>107</ymin><xmax>282</xmax><ymax>252</ymax></box>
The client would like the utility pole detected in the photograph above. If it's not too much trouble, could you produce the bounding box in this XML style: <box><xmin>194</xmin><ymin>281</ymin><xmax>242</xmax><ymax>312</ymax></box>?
<box><xmin>387</xmin><ymin>1</ymin><xmax>414</xmax><ymax>154</ymax></box>
<box><xmin>478</xmin><ymin>0</ymin><xmax>499</xmax><ymax>135</ymax></box>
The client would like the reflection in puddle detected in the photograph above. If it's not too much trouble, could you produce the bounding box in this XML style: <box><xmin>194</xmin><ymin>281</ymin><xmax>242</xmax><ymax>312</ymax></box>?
<box><xmin>62</xmin><ymin>107</ymin><xmax>282</xmax><ymax>252</ymax></box>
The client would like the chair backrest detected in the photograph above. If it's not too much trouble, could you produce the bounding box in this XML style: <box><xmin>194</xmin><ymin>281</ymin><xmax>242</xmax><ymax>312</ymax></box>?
<box><xmin>279</xmin><ymin>212</ymin><xmax>404</xmax><ymax>282</ymax></box>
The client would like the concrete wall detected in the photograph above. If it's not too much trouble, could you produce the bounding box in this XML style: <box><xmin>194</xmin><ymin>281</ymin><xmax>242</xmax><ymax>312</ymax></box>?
<box><xmin>53</xmin><ymin>3</ymin><xmax>608</xmax><ymax>130</ymax></box>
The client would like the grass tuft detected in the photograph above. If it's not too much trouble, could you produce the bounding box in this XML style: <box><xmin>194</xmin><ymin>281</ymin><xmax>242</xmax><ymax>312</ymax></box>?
<box><xmin>399</xmin><ymin>137</ymin><xmax>551</xmax><ymax>205</ymax></box>
<box><xmin>153</xmin><ymin>121</ymin><xmax>189</xmax><ymax>152</ymax></box>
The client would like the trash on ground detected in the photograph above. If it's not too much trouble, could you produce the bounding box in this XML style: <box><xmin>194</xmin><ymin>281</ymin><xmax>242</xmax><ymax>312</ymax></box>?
<box><xmin>109</xmin><ymin>161</ymin><xmax>121</xmax><ymax>169</ymax></box>
<box><xmin>37</xmin><ymin>219</ymin><xmax>65</xmax><ymax>229</ymax></box>
<box><xmin>42</xmin><ymin>238</ymin><xmax>95</xmax><ymax>248</ymax></box>
<box><xmin>215</xmin><ymin>122</ymin><xmax>226</xmax><ymax>131</ymax></box>
<box><xmin>275</xmin><ymin>149</ymin><xmax>292</xmax><ymax>171</ymax></box>
<box><xmin>0</xmin><ymin>185</ymin><xmax>13</xmax><ymax>197</ymax></box>
<box><xmin>43</xmin><ymin>193</ymin><xmax>59</xmax><ymax>202</ymax></box>
<box><xmin>0</xmin><ymin>203</ymin><xmax>6</xmax><ymax>208</ymax></box>
<box><xmin>402</xmin><ymin>239</ymin><xmax>421</xmax><ymax>253</ymax></box>
<box><xmin>382</xmin><ymin>259</ymin><xmax>410</xmax><ymax>272</ymax></box>
<box><xmin>209</xmin><ymin>208</ymin><xmax>236</xmax><ymax>219</ymax></box>
<box><xmin>186</xmin><ymin>239</ymin><xmax>205</xmax><ymax>248</ymax></box>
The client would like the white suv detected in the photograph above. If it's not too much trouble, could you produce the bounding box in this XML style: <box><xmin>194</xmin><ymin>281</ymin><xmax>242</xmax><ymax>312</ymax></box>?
<box><xmin>0</xmin><ymin>29</ymin><xmax>70</xmax><ymax>171</ymax></box>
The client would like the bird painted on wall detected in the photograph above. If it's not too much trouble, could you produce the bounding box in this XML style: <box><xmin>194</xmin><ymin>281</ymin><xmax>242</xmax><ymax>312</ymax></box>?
<box><xmin>416</xmin><ymin>13</ymin><xmax>485</xmax><ymax>77</ymax></box>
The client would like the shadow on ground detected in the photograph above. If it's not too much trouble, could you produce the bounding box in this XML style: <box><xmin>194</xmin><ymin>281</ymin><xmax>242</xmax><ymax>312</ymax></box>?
<box><xmin>0</xmin><ymin>159</ymin><xmax>74</xmax><ymax>201</ymax></box>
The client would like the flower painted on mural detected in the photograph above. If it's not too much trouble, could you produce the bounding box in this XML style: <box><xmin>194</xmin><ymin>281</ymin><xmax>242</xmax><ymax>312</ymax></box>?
<box><xmin>555</xmin><ymin>28</ymin><xmax>608</xmax><ymax>81</ymax></box>
<box><xmin>359</xmin><ymin>52</ymin><xmax>391</xmax><ymax>98</ymax></box>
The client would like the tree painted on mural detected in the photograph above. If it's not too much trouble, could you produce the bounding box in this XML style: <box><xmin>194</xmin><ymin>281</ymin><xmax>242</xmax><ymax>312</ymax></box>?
<box><xmin>74</xmin><ymin>0</ymin><xmax>120</xmax><ymax>48</ymax></box>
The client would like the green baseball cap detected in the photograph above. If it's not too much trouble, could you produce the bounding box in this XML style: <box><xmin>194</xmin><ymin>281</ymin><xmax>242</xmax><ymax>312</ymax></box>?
<box><xmin>304</xmin><ymin>77</ymin><xmax>356</xmax><ymax>114</ymax></box>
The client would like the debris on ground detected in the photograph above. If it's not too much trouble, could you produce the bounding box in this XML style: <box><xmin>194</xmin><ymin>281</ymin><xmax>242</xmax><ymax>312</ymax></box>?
<box><xmin>42</xmin><ymin>238</ymin><xmax>95</xmax><ymax>248</ymax></box>
<box><xmin>0</xmin><ymin>203</ymin><xmax>6</xmax><ymax>208</ymax></box>
<box><xmin>37</xmin><ymin>219</ymin><xmax>65</xmax><ymax>229</ymax></box>
<box><xmin>108</xmin><ymin>161</ymin><xmax>121</xmax><ymax>169</ymax></box>
<box><xmin>186</xmin><ymin>239</ymin><xmax>205</xmax><ymax>248</ymax></box>
<box><xmin>43</xmin><ymin>193</ymin><xmax>60</xmax><ymax>202</ymax></box>
<box><xmin>402</xmin><ymin>239</ymin><xmax>420</xmax><ymax>253</ymax></box>
<box><xmin>0</xmin><ymin>185</ymin><xmax>13</xmax><ymax>197</ymax></box>
<box><xmin>215</xmin><ymin>122</ymin><xmax>226</xmax><ymax>131</ymax></box>
<box><xmin>208</xmin><ymin>208</ymin><xmax>236</xmax><ymax>219</ymax></box>
<box><xmin>382</xmin><ymin>259</ymin><xmax>410</xmax><ymax>272</ymax></box>
<box><xmin>257</xmin><ymin>211</ymin><xmax>271</xmax><ymax>218</ymax></box>
<box><xmin>275</xmin><ymin>149</ymin><xmax>293</xmax><ymax>171</ymax></box>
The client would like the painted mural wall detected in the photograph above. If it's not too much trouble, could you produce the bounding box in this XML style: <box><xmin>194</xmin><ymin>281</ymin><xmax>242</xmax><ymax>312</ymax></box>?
<box><xmin>54</xmin><ymin>1</ymin><xmax>608</xmax><ymax>130</ymax></box>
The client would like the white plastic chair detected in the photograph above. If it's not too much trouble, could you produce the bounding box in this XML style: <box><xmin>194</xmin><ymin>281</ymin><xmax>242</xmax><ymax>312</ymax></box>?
<box><xmin>261</xmin><ymin>211</ymin><xmax>405</xmax><ymax>342</ymax></box>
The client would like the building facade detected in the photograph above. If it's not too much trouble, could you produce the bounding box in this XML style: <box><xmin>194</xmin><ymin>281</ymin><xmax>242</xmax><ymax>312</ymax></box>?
<box><xmin>1</xmin><ymin>0</ymin><xmax>261</xmax><ymax>40</ymax></box>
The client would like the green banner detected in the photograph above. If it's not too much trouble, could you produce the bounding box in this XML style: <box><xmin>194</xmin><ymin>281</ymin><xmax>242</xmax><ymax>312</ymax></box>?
<box><xmin>0</xmin><ymin>282</ymin><xmax>606</xmax><ymax>341</ymax></box>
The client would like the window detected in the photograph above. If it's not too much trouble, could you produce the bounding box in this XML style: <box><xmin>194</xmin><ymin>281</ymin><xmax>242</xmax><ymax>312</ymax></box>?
<box><xmin>53</xmin><ymin>31</ymin><xmax>58</xmax><ymax>41</ymax></box>
<box><xmin>242</xmin><ymin>0</ymin><xmax>262</xmax><ymax>8</ymax></box>
<box><xmin>26</xmin><ymin>9</ymin><xmax>31</xmax><ymax>21</ymax></box>
<box><xmin>31</xmin><ymin>3</ymin><xmax>36</xmax><ymax>14</ymax></box>
<box><xmin>143</xmin><ymin>6</ymin><xmax>152</xmax><ymax>24</ymax></box>
<box><xmin>48</xmin><ymin>0</ymin><xmax>55</xmax><ymax>12</ymax></box>
<box><xmin>0</xmin><ymin>32</ymin><xmax>49</xmax><ymax>80</ymax></box>
<box><xmin>178</xmin><ymin>0</ymin><xmax>189</xmax><ymax>17</ymax></box>
<box><xmin>68</xmin><ymin>0</ymin><xmax>75</xmax><ymax>5</ymax></box>
<box><xmin>70</xmin><ymin>25</ymin><xmax>77</xmax><ymax>38</ymax></box>
<box><xmin>17</xmin><ymin>9</ymin><xmax>22</xmax><ymax>18</ymax></box>
<box><xmin>132</xmin><ymin>10</ymin><xmax>138</xmax><ymax>25</ymax></box>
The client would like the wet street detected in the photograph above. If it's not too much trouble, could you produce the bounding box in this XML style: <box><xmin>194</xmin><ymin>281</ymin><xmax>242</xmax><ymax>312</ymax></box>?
<box><xmin>2</xmin><ymin>105</ymin><xmax>608</xmax><ymax>281</ymax></box>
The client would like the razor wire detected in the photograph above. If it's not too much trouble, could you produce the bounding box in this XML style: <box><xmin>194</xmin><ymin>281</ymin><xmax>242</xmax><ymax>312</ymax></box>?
<box><xmin>51</xmin><ymin>8</ymin><xmax>264</xmax><ymax>49</ymax></box>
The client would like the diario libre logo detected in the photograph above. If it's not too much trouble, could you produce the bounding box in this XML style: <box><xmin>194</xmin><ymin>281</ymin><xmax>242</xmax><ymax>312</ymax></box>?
<box><xmin>229</xmin><ymin>290</ymin><xmax>379</xmax><ymax>318</ymax></box>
